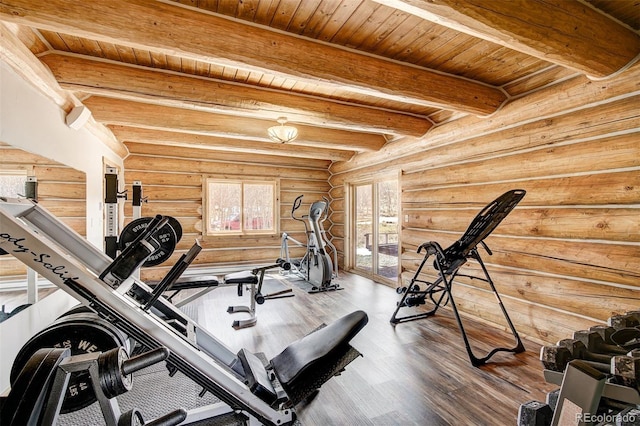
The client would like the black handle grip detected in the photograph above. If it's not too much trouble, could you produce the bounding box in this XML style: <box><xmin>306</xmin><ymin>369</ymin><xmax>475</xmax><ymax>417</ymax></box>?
<box><xmin>122</xmin><ymin>347</ymin><xmax>170</xmax><ymax>376</ymax></box>
<box><xmin>144</xmin><ymin>408</ymin><xmax>188</xmax><ymax>426</ymax></box>
<box><xmin>292</xmin><ymin>194</ymin><xmax>303</xmax><ymax>215</ymax></box>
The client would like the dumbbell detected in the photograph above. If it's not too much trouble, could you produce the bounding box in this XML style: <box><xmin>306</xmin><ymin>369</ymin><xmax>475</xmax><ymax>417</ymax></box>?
<box><xmin>616</xmin><ymin>407</ymin><xmax>640</xmax><ymax>426</ymax></box>
<box><xmin>609</xmin><ymin>312</ymin><xmax>640</xmax><ymax>329</ymax></box>
<box><xmin>573</xmin><ymin>330</ymin><xmax>628</xmax><ymax>356</ymax></box>
<box><xmin>560</xmin><ymin>339</ymin><xmax>615</xmax><ymax>371</ymax></box>
<box><xmin>611</xmin><ymin>350</ymin><xmax>640</xmax><ymax>391</ymax></box>
<box><xmin>589</xmin><ymin>324</ymin><xmax>618</xmax><ymax>345</ymax></box>
<box><xmin>517</xmin><ymin>400</ymin><xmax>553</xmax><ymax>426</ymax></box>
<box><xmin>545</xmin><ymin>388</ymin><xmax>560</xmax><ymax>412</ymax></box>
<box><xmin>540</xmin><ymin>341</ymin><xmax>611</xmax><ymax>373</ymax></box>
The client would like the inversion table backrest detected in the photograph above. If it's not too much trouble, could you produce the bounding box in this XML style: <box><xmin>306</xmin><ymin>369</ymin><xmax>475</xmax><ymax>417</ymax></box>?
<box><xmin>439</xmin><ymin>189</ymin><xmax>526</xmax><ymax>272</ymax></box>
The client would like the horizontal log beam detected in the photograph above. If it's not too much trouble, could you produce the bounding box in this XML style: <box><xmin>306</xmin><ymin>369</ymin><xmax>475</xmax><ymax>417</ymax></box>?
<box><xmin>111</xmin><ymin>126</ymin><xmax>354</xmax><ymax>162</ymax></box>
<box><xmin>375</xmin><ymin>0</ymin><xmax>640</xmax><ymax>78</ymax></box>
<box><xmin>124</xmin><ymin>155</ymin><xmax>330</xmax><ymax>181</ymax></box>
<box><xmin>0</xmin><ymin>0</ymin><xmax>506</xmax><ymax>115</ymax></box>
<box><xmin>84</xmin><ymin>96</ymin><xmax>386</xmax><ymax>152</ymax></box>
<box><xmin>124</xmin><ymin>142</ymin><xmax>329</xmax><ymax>170</ymax></box>
<box><xmin>40</xmin><ymin>53</ymin><xmax>432</xmax><ymax>137</ymax></box>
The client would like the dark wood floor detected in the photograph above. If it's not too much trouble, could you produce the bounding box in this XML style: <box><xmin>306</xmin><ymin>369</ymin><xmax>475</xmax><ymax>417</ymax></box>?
<box><xmin>191</xmin><ymin>271</ymin><xmax>556</xmax><ymax>425</ymax></box>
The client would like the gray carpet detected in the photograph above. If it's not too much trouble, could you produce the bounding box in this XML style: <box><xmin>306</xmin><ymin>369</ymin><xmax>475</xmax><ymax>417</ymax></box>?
<box><xmin>57</xmin><ymin>298</ymin><xmax>248</xmax><ymax>426</ymax></box>
<box><xmin>58</xmin><ymin>362</ymin><xmax>245</xmax><ymax>426</ymax></box>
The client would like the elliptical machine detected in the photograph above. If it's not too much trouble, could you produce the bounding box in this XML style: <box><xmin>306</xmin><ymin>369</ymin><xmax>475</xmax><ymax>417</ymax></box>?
<box><xmin>280</xmin><ymin>195</ymin><xmax>340</xmax><ymax>292</ymax></box>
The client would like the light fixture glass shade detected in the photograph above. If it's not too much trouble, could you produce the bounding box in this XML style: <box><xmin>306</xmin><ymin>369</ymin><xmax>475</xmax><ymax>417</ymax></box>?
<box><xmin>268</xmin><ymin>117</ymin><xmax>298</xmax><ymax>143</ymax></box>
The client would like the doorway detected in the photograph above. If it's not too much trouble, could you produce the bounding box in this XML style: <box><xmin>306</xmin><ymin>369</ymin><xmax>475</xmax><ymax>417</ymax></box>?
<box><xmin>351</xmin><ymin>178</ymin><xmax>399</xmax><ymax>285</ymax></box>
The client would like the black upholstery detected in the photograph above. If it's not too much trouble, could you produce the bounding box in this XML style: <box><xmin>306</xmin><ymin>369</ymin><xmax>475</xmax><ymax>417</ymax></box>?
<box><xmin>224</xmin><ymin>270</ymin><xmax>259</xmax><ymax>285</ymax></box>
<box><xmin>438</xmin><ymin>189</ymin><xmax>525</xmax><ymax>273</ymax></box>
<box><xmin>157</xmin><ymin>275</ymin><xmax>219</xmax><ymax>291</ymax></box>
<box><xmin>237</xmin><ymin>349</ymin><xmax>278</xmax><ymax>405</ymax></box>
<box><xmin>270</xmin><ymin>310</ymin><xmax>368</xmax><ymax>388</ymax></box>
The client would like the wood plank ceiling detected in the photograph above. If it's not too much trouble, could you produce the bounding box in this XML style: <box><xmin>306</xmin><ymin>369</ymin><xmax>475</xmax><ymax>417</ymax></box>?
<box><xmin>1</xmin><ymin>0</ymin><xmax>638</xmax><ymax>161</ymax></box>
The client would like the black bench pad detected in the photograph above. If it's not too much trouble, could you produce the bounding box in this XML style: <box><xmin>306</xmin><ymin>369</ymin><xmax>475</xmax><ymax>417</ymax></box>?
<box><xmin>150</xmin><ymin>275</ymin><xmax>219</xmax><ymax>291</ymax></box>
<box><xmin>270</xmin><ymin>310</ymin><xmax>368</xmax><ymax>402</ymax></box>
<box><xmin>224</xmin><ymin>270</ymin><xmax>259</xmax><ymax>285</ymax></box>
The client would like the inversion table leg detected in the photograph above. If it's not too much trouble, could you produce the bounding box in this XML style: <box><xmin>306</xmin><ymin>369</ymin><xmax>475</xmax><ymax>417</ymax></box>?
<box><xmin>446</xmin><ymin>251</ymin><xmax>525</xmax><ymax>366</ymax></box>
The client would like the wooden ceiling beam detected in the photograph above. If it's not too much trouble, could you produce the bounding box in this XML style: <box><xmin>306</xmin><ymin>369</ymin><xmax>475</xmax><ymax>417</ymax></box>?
<box><xmin>0</xmin><ymin>0</ymin><xmax>506</xmax><ymax>116</ymax></box>
<box><xmin>40</xmin><ymin>53</ymin><xmax>432</xmax><ymax>137</ymax></box>
<box><xmin>110</xmin><ymin>126</ymin><xmax>355</xmax><ymax>162</ymax></box>
<box><xmin>82</xmin><ymin>96</ymin><xmax>387</xmax><ymax>153</ymax></box>
<box><xmin>374</xmin><ymin>0</ymin><xmax>640</xmax><ymax>79</ymax></box>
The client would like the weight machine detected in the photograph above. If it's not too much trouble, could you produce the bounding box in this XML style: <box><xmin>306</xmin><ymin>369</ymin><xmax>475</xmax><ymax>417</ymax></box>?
<box><xmin>0</xmin><ymin>197</ymin><xmax>367</xmax><ymax>425</ymax></box>
<box><xmin>143</xmin><ymin>260</ymin><xmax>294</xmax><ymax>330</ymax></box>
<box><xmin>279</xmin><ymin>195</ymin><xmax>340</xmax><ymax>293</ymax></box>
<box><xmin>391</xmin><ymin>189</ymin><xmax>526</xmax><ymax>366</ymax></box>
<box><xmin>118</xmin><ymin>179</ymin><xmax>293</xmax><ymax>329</ymax></box>
<box><xmin>4</xmin><ymin>345</ymin><xmax>188</xmax><ymax>426</ymax></box>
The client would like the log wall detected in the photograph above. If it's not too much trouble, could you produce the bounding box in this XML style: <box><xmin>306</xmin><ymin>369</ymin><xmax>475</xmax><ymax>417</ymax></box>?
<box><xmin>0</xmin><ymin>143</ymin><xmax>86</xmax><ymax>280</ymax></box>
<box><xmin>329</xmin><ymin>63</ymin><xmax>640</xmax><ymax>345</ymax></box>
<box><xmin>123</xmin><ymin>143</ymin><xmax>331</xmax><ymax>281</ymax></box>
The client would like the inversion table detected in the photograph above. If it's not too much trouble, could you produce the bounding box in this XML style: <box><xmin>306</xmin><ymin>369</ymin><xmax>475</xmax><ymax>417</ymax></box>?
<box><xmin>390</xmin><ymin>189</ymin><xmax>526</xmax><ymax>366</ymax></box>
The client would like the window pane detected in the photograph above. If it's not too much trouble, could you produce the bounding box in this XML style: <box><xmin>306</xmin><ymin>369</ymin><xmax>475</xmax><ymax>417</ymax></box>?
<box><xmin>243</xmin><ymin>183</ymin><xmax>274</xmax><ymax>231</ymax></box>
<box><xmin>208</xmin><ymin>182</ymin><xmax>241</xmax><ymax>232</ymax></box>
<box><xmin>377</xmin><ymin>180</ymin><xmax>398</xmax><ymax>279</ymax></box>
<box><xmin>355</xmin><ymin>184</ymin><xmax>372</xmax><ymax>272</ymax></box>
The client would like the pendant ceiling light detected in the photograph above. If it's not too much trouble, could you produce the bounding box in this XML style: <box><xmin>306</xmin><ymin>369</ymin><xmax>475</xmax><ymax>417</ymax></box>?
<box><xmin>267</xmin><ymin>117</ymin><xmax>298</xmax><ymax>143</ymax></box>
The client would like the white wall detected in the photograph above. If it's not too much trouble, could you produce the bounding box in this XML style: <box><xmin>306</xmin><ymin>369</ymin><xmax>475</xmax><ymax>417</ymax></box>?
<box><xmin>0</xmin><ymin>60</ymin><xmax>123</xmax><ymax>247</ymax></box>
<box><xmin>0</xmin><ymin>60</ymin><xmax>124</xmax><ymax>393</ymax></box>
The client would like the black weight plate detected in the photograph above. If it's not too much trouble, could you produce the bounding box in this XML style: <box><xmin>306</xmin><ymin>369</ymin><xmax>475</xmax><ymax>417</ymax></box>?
<box><xmin>57</xmin><ymin>304</ymin><xmax>93</xmax><ymax>319</ymax></box>
<box><xmin>2</xmin><ymin>347</ymin><xmax>70</xmax><ymax>426</ymax></box>
<box><xmin>118</xmin><ymin>408</ymin><xmax>145</xmax><ymax>426</ymax></box>
<box><xmin>166</xmin><ymin>216</ymin><xmax>183</xmax><ymax>242</ymax></box>
<box><xmin>10</xmin><ymin>313</ymin><xmax>129</xmax><ymax>413</ymax></box>
<box><xmin>118</xmin><ymin>217</ymin><xmax>177</xmax><ymax>267</ymax></box>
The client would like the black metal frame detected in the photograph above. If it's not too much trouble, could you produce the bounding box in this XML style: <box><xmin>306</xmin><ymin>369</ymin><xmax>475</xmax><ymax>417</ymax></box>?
<box><xmin>390</xmin><ymin>189</ymin><xmax>527</xmax><ymax>366</ymax></box>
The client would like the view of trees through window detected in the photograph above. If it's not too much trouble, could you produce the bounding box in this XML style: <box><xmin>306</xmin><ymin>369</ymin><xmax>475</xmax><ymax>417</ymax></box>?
<box><xmin>207</xmin><ymin>179</ymin><xmax>275</xmax><ymax>234</ymax></box>
<box><xmin>354</xmin><ymin>179</ymin><xmax>399</xmax><ymax>280</ymax></box>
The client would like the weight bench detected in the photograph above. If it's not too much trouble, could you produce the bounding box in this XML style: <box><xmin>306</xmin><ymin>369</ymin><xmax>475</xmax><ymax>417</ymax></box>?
<box><xmin>391</xmin><ymin>189</ymin><xmax>526</xmax><ymax>366</ymax></box>
<box><xmin>148</xmin><ymin>262</ymin><xmax>293</xmax><ymax>329</ymax></box>
<box><xmin>239</xmin><ymin>309</ymin><xmax>368</xmax><ymax>407</ymax></box>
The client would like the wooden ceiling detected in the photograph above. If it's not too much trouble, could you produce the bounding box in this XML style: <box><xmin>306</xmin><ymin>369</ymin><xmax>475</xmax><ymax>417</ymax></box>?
<box><xmin>1</xmin><ymin>0</ymin><xmax>639</xmax><ymax>162</ymax></box>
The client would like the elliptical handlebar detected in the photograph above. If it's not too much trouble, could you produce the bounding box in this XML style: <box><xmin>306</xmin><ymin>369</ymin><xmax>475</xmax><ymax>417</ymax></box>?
<box><xmin>291</xmin><ymin>195</ymin><xmax>304</xmax><ymax>218</ymax></box>
<box><xmin>321</xmin><ymin>196</ymin><xmax>331</xmax><ymax>222</ymax></box>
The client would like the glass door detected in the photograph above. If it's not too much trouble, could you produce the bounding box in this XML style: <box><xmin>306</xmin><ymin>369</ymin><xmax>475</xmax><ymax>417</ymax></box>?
<box><xmin>376</xmin><ymin>180</ymin><xmax>399</xmax><ymax>280</ymax></box>
<box><xmin>355</xmin><ymin>184</ymin><xmax>373</xmax><ymax>272</ymax></box>
<box><xmin>353</xmin><ymin>178</ymin><xmax>399</xmax><ymax>284</ymax></box>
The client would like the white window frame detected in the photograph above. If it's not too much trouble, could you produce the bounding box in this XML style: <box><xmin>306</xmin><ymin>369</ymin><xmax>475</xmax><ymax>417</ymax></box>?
<box><xmin>204</xmin><ymin>176</ymin><xmax>279</xmax><ymax>236</ymax></box>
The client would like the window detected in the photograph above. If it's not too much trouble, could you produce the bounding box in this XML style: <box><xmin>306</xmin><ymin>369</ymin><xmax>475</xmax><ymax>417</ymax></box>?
<box><xmin>206</xmin><ymin>178</ymin><xmax>277</xmax><ymax>235</ymax></box>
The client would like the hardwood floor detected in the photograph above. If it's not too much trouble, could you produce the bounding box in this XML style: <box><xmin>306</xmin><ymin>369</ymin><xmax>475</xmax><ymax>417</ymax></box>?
<box><xmin>192</xmin><ymin>271</ymin><xmax>557</xmax><ymax>425</ymax></box>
